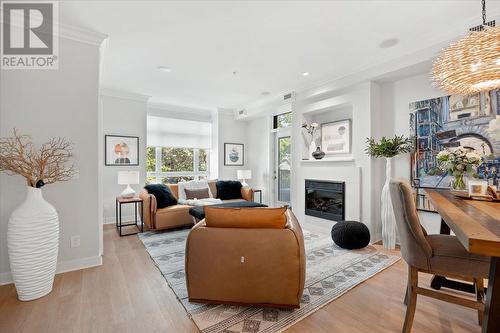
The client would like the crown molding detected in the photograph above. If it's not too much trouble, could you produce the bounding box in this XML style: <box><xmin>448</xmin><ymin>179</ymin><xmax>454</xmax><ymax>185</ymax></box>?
<box><xmin>58</xmin><ymin>22</ymin><xmax>108</xmax><ymax>46</ymax></box>
<box><xmin>100</xmin><ymin>88</ymin><xmax>151</xmax><ymax>102</ymax></box>
<box><xmin>0</xmin><ymin>8</ymin><xmax>108</xmax><ymax>46</ymax></box>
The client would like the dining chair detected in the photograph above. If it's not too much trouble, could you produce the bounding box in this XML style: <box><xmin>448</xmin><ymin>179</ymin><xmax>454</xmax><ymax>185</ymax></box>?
<box><xmin>389</xmin><ymin>179</ymin><xmax>490</xmax><ymax>333</ymax></box>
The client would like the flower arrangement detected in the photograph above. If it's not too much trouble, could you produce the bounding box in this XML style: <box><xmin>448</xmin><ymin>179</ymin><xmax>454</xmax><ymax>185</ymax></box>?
<box><xmin>436</xmin><ymin>148</ymin><xmax>482</xmax><ymax>190</ymax></box>
<box><xmin>301</xmin><ymin>122</ymin><xmax>318</xmax><ymax>135</ymax></box>
<box><xmin>0</xmin><ymin>129</ymin><xmax>76</xmax><ymax>188</ymax></box>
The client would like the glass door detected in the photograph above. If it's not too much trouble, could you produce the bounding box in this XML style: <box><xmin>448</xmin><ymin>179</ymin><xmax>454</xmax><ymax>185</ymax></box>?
<box><xmin>275</xmin><ymin>136</ymin><xmax>291</xmax><ymax>205</ymax></box>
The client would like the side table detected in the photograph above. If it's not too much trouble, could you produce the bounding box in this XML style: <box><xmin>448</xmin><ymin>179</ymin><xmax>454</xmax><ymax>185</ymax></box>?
<box><xmin>115</xmin><ymin>196</ymin><xmax>144</xmax><ymax>236</ymax></box>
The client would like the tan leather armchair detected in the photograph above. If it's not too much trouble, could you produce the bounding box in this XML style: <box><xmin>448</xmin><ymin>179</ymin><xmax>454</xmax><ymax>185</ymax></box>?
<box><xmin>185</xmin><ymin>209</ymin><xmax>305</xmax><ymax>308</ymax></box>
<box><xmin>139</xmin><ymin>180</ymin><xmax>255</xmax><ymax>230</ymax></box>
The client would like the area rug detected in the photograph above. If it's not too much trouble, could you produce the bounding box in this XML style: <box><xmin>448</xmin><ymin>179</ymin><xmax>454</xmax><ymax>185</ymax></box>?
<box><xmin>139</xmin><ymin>228</ymin><xmax>399</xmax><ymax>333</ymax></box>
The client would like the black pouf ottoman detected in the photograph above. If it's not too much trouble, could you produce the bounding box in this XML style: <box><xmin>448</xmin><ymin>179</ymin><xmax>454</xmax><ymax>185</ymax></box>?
<box><xmin>331</xmin><ymin>221</ymin><xmax>370</xmax><ymax>250</ymax></box>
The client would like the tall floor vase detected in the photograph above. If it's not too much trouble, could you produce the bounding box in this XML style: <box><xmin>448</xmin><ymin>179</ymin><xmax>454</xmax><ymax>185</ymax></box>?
<box><xmin>7</xmin><ymin>187</ymin><xmax>59</xmax><ymax>301</ymax></box>
<box><xmin>381</xmin><ymin>157</ymin><xmax>396</xmax><ymax>249</ymax></box>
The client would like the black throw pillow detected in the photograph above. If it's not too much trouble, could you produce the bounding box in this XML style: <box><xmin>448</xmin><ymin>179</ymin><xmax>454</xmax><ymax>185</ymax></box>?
<box><xmin>144</xmin><ymin>184</ymin><xmax>177</xmax><ymax>208</ymax></box>
<box><xmin>216</xmin><ymin>180</ymin><xmax>243</xmax><ymax>200</ymax></box>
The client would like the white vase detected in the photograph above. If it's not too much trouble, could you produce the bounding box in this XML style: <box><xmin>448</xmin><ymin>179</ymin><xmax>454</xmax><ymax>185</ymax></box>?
<box><xmin>8</xmin><ymin>187</ymin><xmax>59</xmax><ymax>301</ymax></box>
<box><xmin>309</xmin><ymin>140</ymin><xmax>317</xmax><ymax>159</ymax></box>
<box><xmin>381</xmin><ymin>157</ymin><xmax>396</xmax><ymax>249</ymax></box>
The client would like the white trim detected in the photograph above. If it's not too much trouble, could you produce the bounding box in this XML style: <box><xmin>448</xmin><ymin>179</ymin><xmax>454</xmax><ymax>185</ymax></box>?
<box><xmin>0</xmin><ymin>7</ymin><xmax>108</xmax><ymax>46</ymax></box>
<box><xmin>100</xmin><ymin>88</ymin><xmax>151</xmax><ymax>102</ymax></box>
<box><xmin>0</xmin><ymin>255</ymin><xmax>102</xmax><ymax>286</ymax></box>
<box><xmin>58</xmin><ymin>22</ymin><xmax>108</xmax><ymax>46</ymax></box>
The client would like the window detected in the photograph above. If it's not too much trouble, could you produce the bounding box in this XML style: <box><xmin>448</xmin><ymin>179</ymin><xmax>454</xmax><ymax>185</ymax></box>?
<box><xmin>146</xmin><ymin>147</ymin><xmax>209</xmax><ymax>184</ymax></box>
<box><xmin>273</xmin><ymin>112</ymin><xmax>292</xmax><ymax>129</ymax></box>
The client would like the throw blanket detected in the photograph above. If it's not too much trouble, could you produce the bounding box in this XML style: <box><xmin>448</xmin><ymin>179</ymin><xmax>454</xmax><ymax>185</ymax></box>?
<box><xmin>181</xmin><ymin>198</ymin><xmax>222</xmax><ymax>206</ymax></box>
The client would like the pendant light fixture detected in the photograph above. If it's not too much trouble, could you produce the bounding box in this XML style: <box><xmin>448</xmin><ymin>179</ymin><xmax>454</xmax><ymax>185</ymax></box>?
<box><xmin>431</xmin><ymin>0</ymin><xmax>500</xmax><ymax>94</ymax></box>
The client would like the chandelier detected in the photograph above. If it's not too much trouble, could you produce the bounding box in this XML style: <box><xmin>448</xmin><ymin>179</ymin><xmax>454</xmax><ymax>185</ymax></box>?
<box><xmin>431</xmin><ymin>0</ymin><xmax>500</xmax><ymax>94</ymax></box>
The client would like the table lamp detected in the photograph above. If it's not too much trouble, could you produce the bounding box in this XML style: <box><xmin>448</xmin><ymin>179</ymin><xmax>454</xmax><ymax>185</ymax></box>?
<box><xmin>118</xmin><ymin>171</ymin><xmax>140</xmax><ymax>198</ymax></box>
<box><xmin>237</xmin><ymin>169</ymin><xmax>252</xmax><ymax>187</ymax></box>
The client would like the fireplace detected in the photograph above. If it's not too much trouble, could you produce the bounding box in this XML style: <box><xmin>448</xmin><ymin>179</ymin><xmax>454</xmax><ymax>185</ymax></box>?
<box><xmin>305</xmin><ymin>180</ymin><xmax>345</xmax><ymax>221</ymax></box>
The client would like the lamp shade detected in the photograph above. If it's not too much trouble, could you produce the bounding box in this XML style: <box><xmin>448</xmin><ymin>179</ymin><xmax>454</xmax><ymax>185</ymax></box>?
<box><xmin>118</xmin><ymin>171</ymin><xmax>139</xmax><ymax>185</ymax></box>
<box><xmin>237</xmin><ymin>170</ymin><xmax>252</xmax><ymax>180</ymax></box>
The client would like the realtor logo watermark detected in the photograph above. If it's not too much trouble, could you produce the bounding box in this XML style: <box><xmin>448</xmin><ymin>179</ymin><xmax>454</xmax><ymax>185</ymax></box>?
<box><xmin>1</xmin><ymin>1</ymin><xmax>59</xmax><ymax>69</ymax></box>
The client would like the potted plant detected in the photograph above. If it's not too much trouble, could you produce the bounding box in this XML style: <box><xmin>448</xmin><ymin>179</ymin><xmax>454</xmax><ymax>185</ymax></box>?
<box><xmin>0</xmin><ymin>129</ymin><xmax>76</xmax><ymax>301</ymax></box>
<box><xmin>365</xmin><ymin>135</ymin><xmax>412</xmax><ymax>249</ymax></box>
<box><xmin>436</xmin><ymin>148</ymin><xmax>482</xmax><ymax>190</ymax></box>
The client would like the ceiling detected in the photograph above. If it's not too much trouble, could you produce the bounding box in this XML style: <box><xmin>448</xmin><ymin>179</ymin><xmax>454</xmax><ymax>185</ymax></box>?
<box><xmin>60</xmin><ymin>0</ymin><xmax>500</xmax><ymax>110</ymax></box>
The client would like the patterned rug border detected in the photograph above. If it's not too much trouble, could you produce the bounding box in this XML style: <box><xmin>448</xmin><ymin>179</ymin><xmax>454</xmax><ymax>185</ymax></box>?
<box><xmin>138</xmin><ymin>228</ymin><xmax>400</xmax><ymax>333</ymax></box>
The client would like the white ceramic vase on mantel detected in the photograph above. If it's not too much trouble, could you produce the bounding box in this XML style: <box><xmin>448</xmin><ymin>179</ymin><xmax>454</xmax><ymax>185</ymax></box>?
<box><xmin>8</xmin><ymin>187</ymin><xmax>59</xmax><ymax>301</ymax></box>
<box><xmin>381</xmin><ymin>157</ymin><xmax>396</xmax><ymax>249</ymax></box>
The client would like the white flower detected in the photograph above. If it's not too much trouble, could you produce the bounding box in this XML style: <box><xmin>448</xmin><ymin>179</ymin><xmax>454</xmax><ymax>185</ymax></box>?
<box><xmin>466</xmin><ymin>152</ymin><xmax>481</xmax><ymax>162</ymax></box>
<box><xmin>436</xmin><ymin>150</ymin><xmax>449</xmax><ymax>161</ymax></box>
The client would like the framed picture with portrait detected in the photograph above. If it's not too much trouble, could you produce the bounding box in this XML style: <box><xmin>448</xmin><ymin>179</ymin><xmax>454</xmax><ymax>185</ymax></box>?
<box><xmin>321</xmin><ymin>119</ymin><xmax>351</xmax><ymax>155</ymax></box>
<box><xmin>105</xmin><ymin>135</ymin><xmax>139</xmax><ymax>166</ymax></box>
<box><xmin>224</xmin><ymin>143</ymin><xmax>244</xmax><ymax>166</ymax></box>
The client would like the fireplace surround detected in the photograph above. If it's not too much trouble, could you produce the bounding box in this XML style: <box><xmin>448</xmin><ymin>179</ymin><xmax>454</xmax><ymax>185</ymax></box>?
<box><xmin>305</xmin><ymin>179</ymin><xmax>345</xmax><ymax>221</ymax></box>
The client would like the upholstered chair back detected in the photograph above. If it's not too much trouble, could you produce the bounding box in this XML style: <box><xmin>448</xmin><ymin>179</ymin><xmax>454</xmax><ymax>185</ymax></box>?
<box><xmin>389</xmin><ymin>179</ymin><xmax>432</xmax><ymax>269</ymax></box>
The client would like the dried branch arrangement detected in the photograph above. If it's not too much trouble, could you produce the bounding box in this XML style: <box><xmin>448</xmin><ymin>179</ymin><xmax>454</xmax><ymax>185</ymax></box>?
<box><xmin>0</xmin><ymin>129</ymin><xmax>76</xmax><ymax>188</ymax></box>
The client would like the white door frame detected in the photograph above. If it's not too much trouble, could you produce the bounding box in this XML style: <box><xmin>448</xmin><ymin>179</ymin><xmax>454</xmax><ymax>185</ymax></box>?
<box><xmin>270</xmin><ymin>126</ymin><xmax>292</xmax><ymax>207</ymax></box>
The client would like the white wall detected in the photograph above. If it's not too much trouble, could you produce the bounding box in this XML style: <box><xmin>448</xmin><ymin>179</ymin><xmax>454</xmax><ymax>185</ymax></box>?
<box><xmin>217</xmin><ymin>110</ymin><xmax>248</xmax><ymax>180</ymax></box>
<box><xmin>245</xmin><ymin>116</ymin><xmax>271</xmax><ymax>204</ymax></box>
<box><xmin>379</xmin><ymin>73</ymin><xmax>444</xmax><ymax>233</ymax></box>
<box><xmin>291</xmin><ymin>82</ymin><xmax>381</xmax><ymax>240</ymax></box>
<box><xmin>0</xmin><ymin>36</ymin><xmax>105</xmax><ymax>283</ymax></box>
<box><xmin>101</xmin><ymin>92</ymin><xmax>148</xmax><ymax>223</ymax></box>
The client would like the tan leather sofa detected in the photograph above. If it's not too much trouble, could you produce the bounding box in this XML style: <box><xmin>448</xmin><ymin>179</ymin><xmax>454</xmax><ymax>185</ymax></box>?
<box><xmin>185</xmin><ymin>208</ymin><xmax>305</xmax><ymax>308</ymax></box>
<box><xmin>139</xmin><ymin>180</ymin><xmax>254</xmax><ymax>230</ymax></box>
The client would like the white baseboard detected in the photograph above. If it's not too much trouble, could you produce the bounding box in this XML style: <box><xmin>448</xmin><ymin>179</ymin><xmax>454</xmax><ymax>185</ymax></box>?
<box><xmin>0</xmin><ymin>255</ymin><xmax>102</xmax><ymax>286</ymax></box>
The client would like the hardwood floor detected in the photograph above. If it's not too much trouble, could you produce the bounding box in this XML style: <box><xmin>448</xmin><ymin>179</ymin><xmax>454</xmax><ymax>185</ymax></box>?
<box><xmin>0</xmin><ymin>223</ymin><xmax>482</xmax><ymax>333</ymax></box>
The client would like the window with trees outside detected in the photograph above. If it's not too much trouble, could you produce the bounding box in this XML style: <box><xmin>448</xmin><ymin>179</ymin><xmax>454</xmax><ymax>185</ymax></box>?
<box><xmin>146</xmin><ymin>147</ymin><xmax>209</xmax><ymax>184</ymax></box>
<box><xmin>273</xmin><ymin>112</ymin><xmax>292</xmax><ymax>129</ymax></box>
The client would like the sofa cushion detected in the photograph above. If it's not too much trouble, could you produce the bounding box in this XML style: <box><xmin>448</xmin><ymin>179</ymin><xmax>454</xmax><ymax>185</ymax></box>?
<box><xmin>185</xmin><ymin>188</ymin><xmax>210</xmax><ymax>200</ymax></box>
<box><xmin>205</xmin><ymin>206</ymin><xmax>287</xmax><ymax>229</ymax></box>
<box><xmin>144</xmin><ymin>184</ymin><xmax>177</xmax><ymax>209</ymax></box>
<box><xmin>178</xmin><ymin>180</ymin><xmax>213</xmax><ymax>202</ymax></box>
<box><xmin>216</xmin><ymin>180</ymin><xmax>243</xmax><ymax>200</ymax></box>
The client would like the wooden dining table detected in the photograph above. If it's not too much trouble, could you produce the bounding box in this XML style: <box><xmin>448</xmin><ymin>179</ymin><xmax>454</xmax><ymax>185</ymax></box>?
<box><xmin>426</xmin><ymin>189</ymin><xmax>500</xmax><ymax>333</ymax></box>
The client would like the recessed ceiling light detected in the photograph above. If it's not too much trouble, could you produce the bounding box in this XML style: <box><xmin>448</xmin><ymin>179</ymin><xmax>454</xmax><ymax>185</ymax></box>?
<box><xmin>302</xmin><ymin>72</ymin><xmax>310</xmax><ymax>76</ymax></box>
<box><xmin>261</xmin><ymin>91</ymin><xmax>271</xmax><ymax>96</ymax></box>
<box><xmin>379</xmin><ymin>38</ymin><xmax>399</xmax><ymax>49</ymax></box>
<box><xmin>158</xmin><ymin>66</ymin><xmax>172</xmax><ymax>72</ymax></box>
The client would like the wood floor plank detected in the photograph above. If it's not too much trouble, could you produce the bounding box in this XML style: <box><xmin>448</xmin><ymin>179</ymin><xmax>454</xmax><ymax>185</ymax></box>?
<box><xmin>0</xmin><ymin>223</ymin><xmax>485</xmax><ymax>333</ymax></box>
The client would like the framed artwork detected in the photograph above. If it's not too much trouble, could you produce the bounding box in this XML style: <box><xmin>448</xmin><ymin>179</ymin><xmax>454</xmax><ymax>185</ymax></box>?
<box><xmin>224</xmin><ymin>143</ymin><xmax>244</xmax><ymax>166</ymax></box>
<box><xmin>321</xmin><ymin>119</ymin><xmax>351</xmax><ymax>155</ymax></box>
<box><xmin>409</xmin><ymin>89</ymin><xmax>500</xmax><ymax>211</ymax></box>
<box><xmin>105</xmin><ymin>135</ymin><xmax>139</xmax><ymax>166</ymax></box>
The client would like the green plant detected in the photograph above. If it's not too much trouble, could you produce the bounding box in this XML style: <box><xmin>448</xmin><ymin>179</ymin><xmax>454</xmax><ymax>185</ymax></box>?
<box><xmin>365</xmin><ymin>135</ymin><xmax>412</xmax><ymax>158</ymax></box>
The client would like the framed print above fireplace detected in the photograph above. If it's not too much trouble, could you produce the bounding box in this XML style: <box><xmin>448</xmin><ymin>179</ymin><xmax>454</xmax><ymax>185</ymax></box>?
<box><xmin>224</xmin><ymin>143</ymin><xmax>244</xmax><ymax>166</ymax></box>
<box><xmin>105</xmin><ymin>135</ymin><xmax>139</xmax><ymax>166</ymax></box>
<box><xmin>321</xmin><ymin>119</ymin><xmax>351</xmax><ymax>155</ymax></box>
